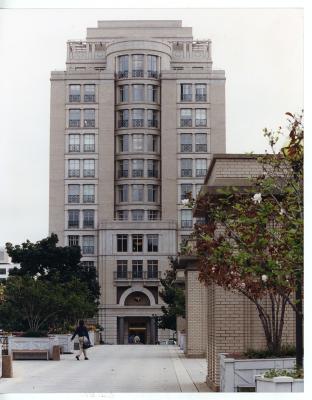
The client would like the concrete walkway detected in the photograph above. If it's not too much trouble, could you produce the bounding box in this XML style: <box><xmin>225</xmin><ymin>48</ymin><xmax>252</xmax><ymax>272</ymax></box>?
<box><xmin>0</xmin><ymin>345</ymin><xmax>211</xmax><ymax>393</ymax></box>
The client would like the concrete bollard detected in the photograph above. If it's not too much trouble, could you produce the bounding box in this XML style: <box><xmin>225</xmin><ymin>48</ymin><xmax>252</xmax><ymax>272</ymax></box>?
<box><xmin>2</xmin><ymin>355</ymin><xmax>13</xmax><ymax>378</ymax></box>
<box><xmin>52</xmin><ymin>345</ymin><xmax>60</xmax><ymax>361</ymax></box>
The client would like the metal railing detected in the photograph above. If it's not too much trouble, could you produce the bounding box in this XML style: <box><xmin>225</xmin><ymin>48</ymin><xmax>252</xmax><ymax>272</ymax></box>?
<box><xmin>68</xmin><ymin>195</ymin><xmax>80</xmax><ymax>203</ymax></box>
<box><xmin>83</xmin><ymin>220</ymin><xmax>94</xmax><ymax>228</ymax></box>
<box><xmin>118</xmin><ymin>71</ymin><xmax>128</xmax><ymax>78</ymax></box>
<box><xmin>114</xmin><ymin>271</ymin><xmax>161</xmax><ymax>280</ymax></box>
<box><xmin>180</xmin><ymin>119</ymin><xmax>192</xmax><ymax>127</ymax></box>
<box><xmin>83</xmin><ymin>119</ymin><xmax>95</xmax><ymax>128</ymax></box>
<box><xmin>132</xmin><ymin>69</ymin><xmax>144</xmax><ymax>77</ymax></box>
<box><xmin>132</xmin><ymin>119</ymin><xmax>144</xmax><ymax>127</ymax></box>
<box><xmin>68</xmin><ymin>221</ymin><xmax>79</xmax><ymax>228</ymax></box>
<box><xmin>118</xmin><ymin>170</ymin><xmax>129</xmax><ymax>178</ymax></box>
<box><xmin>82</xmin><ymin>246</ymin><xmax>95</xmax><ymax>254</ymax></box>
<box><xmin>147</xmin><ymin>170</ymin><xmax>158</xmax><ymax>178</ymax></box>
<box><xmin>118</xmin><ymin>120</ymin><xmax>129</xmax><ymax>128</ymax></box>
<box><xmin>196</xmin><ymin>169</ymin><xmax>207</xmax><ymax>177</ymax></box>
<box><xmin>68</xmin><ymin>169</ymin><xmax>80</xmax><ymax>177</ymax></box>
<box><xmin>83</xmin><ymin>195</ymin><xmax>95</xmax><ymax>203</ymax></box>
<box><xmin>83</xmin><ymin>169</ymin><xmax>95</xmax><ymax>177</ymax></box>
<box><xmin>148</xmin><ymin>120</ymin><xmax>158</xmax><ymax>128</ymax></box>
<box><xmin>181</xmin><ymin>220</ymin><xmax>193</xmax><ymax>228</ymax></box>
<box><xmin>181</xmin><ymin>144</ymin><xmax>192</xmax><ymax>152</ymax></box>
<box><xmin>132</xmin><ymin>169</ymin><xmax>144</xmax><ymax>177</ymax></box>
<box><xmin>147</xmin><ymin>70</ymin><xmax>159</xmax><ymax>78</ymax></box>
<box><xmin>84</xmin><ymin>94</ymin><xmax>95</xmax><ymax>102</ymax></box>
<box><xmin>69</xmin><ymin>94</ymin><xmax>81</xmax><ymax>102</ymax></box>
<box><xmin>84</xmin><ymin>144</ymin><xmax>95</xmax><ymax>152</ymax></box>
<box><xmin>69</xmin><ymin>120</ymin><xmax>80</xmax><ymax>127</ymax></box>
<box><xmin>181</xmin><ymin>169</ymin><xmax>192</xmax><ymax>177</ymax></box>
<box><xmin>69</xmin><ymin>144</ymin><xmax>80</xmax><ymax>152</ymax></box>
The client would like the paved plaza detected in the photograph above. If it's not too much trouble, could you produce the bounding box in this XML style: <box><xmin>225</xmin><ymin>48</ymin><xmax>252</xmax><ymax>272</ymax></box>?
<box><xmin>0</xmin><ymin>345</ymin><xmax>210</xmax><ymax>393</ymax></box>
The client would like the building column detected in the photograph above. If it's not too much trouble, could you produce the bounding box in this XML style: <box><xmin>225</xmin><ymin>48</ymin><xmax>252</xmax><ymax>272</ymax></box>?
<box><xmin>119</xmin><ymin>317</ymin><xmax>124</xmax><ymax>344</ymax></box>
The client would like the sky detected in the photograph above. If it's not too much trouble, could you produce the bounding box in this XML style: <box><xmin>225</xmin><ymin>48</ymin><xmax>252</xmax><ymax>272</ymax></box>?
<box><xmin>0</xmin><ymin>7</ymin><xmax>303</xmax><ymax>246</ymax></box>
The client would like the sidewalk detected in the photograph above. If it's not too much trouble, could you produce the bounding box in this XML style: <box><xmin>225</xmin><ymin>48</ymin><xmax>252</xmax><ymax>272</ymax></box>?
<box><xmin>0</xmin><ymin>345</ymin><xmax>211</xmax><ymax>393</ymax></box>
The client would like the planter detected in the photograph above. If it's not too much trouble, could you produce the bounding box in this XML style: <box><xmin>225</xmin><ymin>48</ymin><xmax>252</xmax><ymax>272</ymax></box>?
<box><xmin>8</xmin><ymin>336</ymin><xmax>59</xmax><ymax>359</ymax></box>
<box><xmin>255</xmin><ymin>375</ymin><xmax>304</xmax><ymax>392</ymax></box>
<box><xmin>52</xmin><ymin>334</ymin><xmax>74</xmax><ymax>354</ymax></box>
<box><xmin>220</xmin><ymin>353</ymin><xmax>296</xmax><ymax>392</ymax></box>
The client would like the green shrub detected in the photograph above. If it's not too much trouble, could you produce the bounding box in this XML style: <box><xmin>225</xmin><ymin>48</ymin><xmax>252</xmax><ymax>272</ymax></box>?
<box><xmin>22</xmin><ymin>330</ymin><xmax>48</xmax><ymax>337</ymax></box>
<box><xmin>264</xmin><ymin>368</ymin><xmax>304</xmax><ymax>379</ymax></box>
<box><xmin>244</xmin><ymin>345</ymin><xmax>296</xmax><ymax>359</ymax></box>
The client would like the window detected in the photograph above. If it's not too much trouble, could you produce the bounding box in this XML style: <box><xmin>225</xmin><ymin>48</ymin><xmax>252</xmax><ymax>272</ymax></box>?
<box><xmin>147</xmin><ymin>185</ymin><xmax>158</xmax><ymax>202</ymax></box>
<box><xmin>69</xmin><ymin>134</ymin><xmax>80</xmax><ymax>152</ymax></box>
<box><xmin>119</xmin><ymin>85</ymin><xmax>129</xmax><ymax>102</ymax></box>
<box><xmin>181</xmin><ymin>209</ymin><xmax>193</xmax><ymax>229</ymax></box>
<box><xmin>180</xmin><ymin>109</ymin><xmax>192</xmax><ymax>127</ymax></box>
<box><xmin>118</xmin><ymin>135</ymin><xmax>129</xmax><ymax>152</ymax></box>
<box><xmin>132</xmin><ymin>109</ymin><xmax>144</xmax><ymax>127</ymax></box>
<box><xmin>132</xmin><ymin>184</ymin><xmax>144</xmax><ymax>201</ymax></box>
<box><xmin>69</xmin><ymin>85</ymin><xmax>81</xmax><ymax>102</ymax></box>
<box><xmin>118</xmin><ymin>160</ymin><xmax>129</xmax><ymax>178</ymax></box>
<box><xmin>83</xmin><ymin>185</ymin><xmax>95</xmax><ymax>203</ymax></box>
<box><xmin>195</xmin><ymin>84</ymin><xmax>207</xmax><ymax>101</ymax></box>
<box><xmin>118</xmin><ymin>55</ymin><xmax>129</xmax><ymax>78</ymax></box>
<box><xmin>68</xmin><ymin>184</ymin><xmax>80</xmax><ymax>203</ymax></box>
<box><xmin>118</xmin><ymin>185</ymin><xmax>128</xmax><ymax>202</ymax></box>
<box><xmin>83</xmin><ymin>134</ymin><xmax>95</xmax><ymax>152</ymax></box>
<box><xmin>147</xmin><ymin>160</ymin><xmax>158</xmax><ymax>177</ymax></box>
<box><xmin>132</xmin><ymin>54</ymin><xmax>144</xmax><ymax>77</ymax></box>
<box><xmin>118</xmin><ymin>110</ymin><xmax>129</xmax><ymax>128</ymax></box>
<box><xmin>195</xmin><ymin>133</ymin><xmax>207</xmax><ymax>152</ymax></box>
<box><xmin>181</xmin><ymin>184</ymin><xmax>193</xmax><ymax>200</ymax></box>
<box><xmin>147</xmin><ymin>235</ymin><xmax>158</xmax><ymax>252</ymax></box>
<box><xmin>132</xmin><ymin>260</ymin><xmax>143</xmax><ymax>279</ymax></box>
<box><xmin>147</xmin><ymin>260</ymin><xmax>158</xmax><ymax>278</ymax></box>
<box><xmin>84</xmin><ymin>85</ymin><xmax>95</xmax><ymax>102</ymax></box>
<box><xmin>147</xmin><ymin>85</ymin><xmax>157</xmax><ymax>102</ymax></box>
<box><xmin>132</xmin><ymin>85</ymin><xmax>144</xmax><ymax>101</ymax></box>
<box><xmin>195</xmin><ymin>109</ymin><xmax>207</xmax><ymax>126</ymax></box>
<box><xmin>181</xmin><ymin>159</ymin><xmax>193</xmax><ymax>177</ymax></box>
<box><xmin>83</xmin><ymin>159</ymin><xmax>95</xmax><ymax>177</ymax></box>
<box><xmin>148</xmin><ymin>210</ymin><xmax>159</xmax><ymax>220</ymax></box>
<box><xmin>68</xmin><ymin>235</ymin><xmax>79</xmax><ymax>247</ymax></box>
<box><xmin>196</xmin><ymin>159</ymin><xmax>207</xmax><ymax>177</ymax></box>
<box><xmin>83</xmin><ymin>209</ymin><xmax>95</xmax><ymax>228</ymax></box>
<box><xmin>147</xmin><ymin>110</ymin><xmax>158</xmax><ymax>128</ymax></box>
<box><xmin>132</xmin><ymin>210</ymin><xmax>144</xmax><ymax>221</ymax></box>
<box><xmin>83</xmin><ymin>109</ymin><xmax>95</xmax><ymax>128</ymax></box>
<box><xmin>181</xmin><ymin>133</ymin><xmax>192</xmax><ymax>152</ymax></box>
<box><xmin>116</xmin><ymin>210</ymin><xmax>128</xmax><ymax>221</ymax></box>
<box><xmin>69</xmin><ymin>109</ymin><xmax>80</xmax><ymax>127</ymax></box>
<box><xmin>117</xmin><ymin>234</ymin><xmax>128</xmax><ymax>252</ymax></box>
<box><xmin>82</xmin><ymin>235</ymin><xmax>94</xmax><ymax>254</ymax></box>
<box><xmin>81</xmin><ymin>261</ymin><xmax>95</xmax><ymax>268</ymax></box>
<box><xmin>132</xmin><ymin>235</ymin><xmax>143</xmax><ymax>252</ymax></box>
<box><xmin>181</xmin><ymin>84</ymin><xmax>192</xmax><ymax>101</ymax></box>
<box><xmin>147</xmin><ymin>135</ymin><xmax>158</xmax><ymax>152</ymax></box>
<box><xmin>68</xmin><ymin>159</ymin><xmax>80</xmax><ymax>177</ymax></box>
<box><xmin>117</xmin><ymin>260</ymin><xmax>128</xmax><ymax>279</ymax></box>
<box><xmin>132</xmin><ymin>160</ymin><xmax>144</xmax><ymax>177</ymax></box>
<box><xmin>147</xmin><ymin>55</ymin><xmax>158</xmax><ymax>78</ymax></box>
<box><xmin>132</xmin><ymin>134</ymin><xmax>144</xmax><ymax>152</ymax></box>
<box><xmin>68</xmin><ymin>210</ymin><xmax>79</xmax><ymax>228</ymax></box>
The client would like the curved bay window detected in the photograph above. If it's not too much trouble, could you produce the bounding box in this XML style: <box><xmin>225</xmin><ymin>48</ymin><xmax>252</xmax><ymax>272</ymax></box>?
<box><xmin>118</xmin><ymin>55</ymin><xmax>129</xmax><ymax>78</ymax></box>
<box><xmin>132</xmin><ymin>54</ymin><xmax>144</xmax><ymax>77</ymax></box>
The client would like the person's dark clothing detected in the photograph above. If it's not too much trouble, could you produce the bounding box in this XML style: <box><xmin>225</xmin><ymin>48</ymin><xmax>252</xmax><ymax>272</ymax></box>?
<box><xmin>71</xmin><ymin>326</ymin><xmax>90</xmax><ymax>341</ymax></box>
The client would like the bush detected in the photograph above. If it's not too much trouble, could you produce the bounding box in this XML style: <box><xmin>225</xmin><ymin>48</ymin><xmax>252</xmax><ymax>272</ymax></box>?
<box><xmin>244</xmin><ymin>345</ymin><xmax>296</xmax><ymax>359</ymax></box>
<box><xmin>264</xmin><ymin>368</ymin><xmax>304</xmax><ymax>379</ymax></box>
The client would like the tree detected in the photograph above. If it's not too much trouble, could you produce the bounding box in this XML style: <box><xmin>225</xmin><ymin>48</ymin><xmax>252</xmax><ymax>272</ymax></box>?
<box><xmin>0</xmin><ymin>275</ymin><xmax>97</xmax><ymax>332</ymax></box>
<box><xmin>5</xmin><ymin>233</ymin><xmax>100</xmax><ymax>303</ymax></box>
<box><xmin>158</xmin><ymin>258</ymin><xmax>185</xmax><ymax>331</ymax></box>
<box><xmin>192</xmin><ymin>113</ymin><xmax>303</xmax><ymax>360</ymax></box>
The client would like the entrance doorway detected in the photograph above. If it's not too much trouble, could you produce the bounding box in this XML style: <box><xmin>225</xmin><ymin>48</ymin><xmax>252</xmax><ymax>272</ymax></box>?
<box><xmin>128</xmin><ymin>322</ymin><xmax>147</xmax><ymax>344</ymax></box>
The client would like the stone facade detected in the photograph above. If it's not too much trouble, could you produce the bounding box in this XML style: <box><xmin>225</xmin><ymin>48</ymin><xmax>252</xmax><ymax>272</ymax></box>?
<box><xmin>49</xmin><ymin>20</ymin><xmax>226</xmax><ymax>344</ymax></box>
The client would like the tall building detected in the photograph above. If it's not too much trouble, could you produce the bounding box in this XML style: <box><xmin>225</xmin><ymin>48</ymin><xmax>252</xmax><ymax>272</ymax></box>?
<box><xmin>49</xmin><ymin>20</ymin><xmax>225</xmax><ymax>344</ymax></box>
<box><xmin>0</xmin><ymin>247</ymin><xmax>20</xmax><ymax>280</ymax></box>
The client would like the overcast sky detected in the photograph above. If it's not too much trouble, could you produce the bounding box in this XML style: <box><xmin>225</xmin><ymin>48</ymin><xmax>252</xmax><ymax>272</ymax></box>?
<box><xmin>0</xmin><ymin>8</ymin><xmax>303</xmax><ymax>246</ymax></box>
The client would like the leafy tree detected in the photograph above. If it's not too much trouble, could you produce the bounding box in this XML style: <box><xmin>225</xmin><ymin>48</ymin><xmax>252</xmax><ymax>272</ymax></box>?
<box><xmin>5</xmin><ymin>233</ymin><xmax>100</xmax><ymax>303</ymax></box>
<box><xmin>192</xmin><ymin>113</ymin><xmax>303</xmax><ymax>361</ymax></box>
<box><xmin>0</xmin><ymin>275</ymin><xmax>97</xmax><ymax>332</ymax></box>
<box><xmin>158</xmin><ymin>258</ymin><xmax>185</xmax><ymax>331</ymax></box>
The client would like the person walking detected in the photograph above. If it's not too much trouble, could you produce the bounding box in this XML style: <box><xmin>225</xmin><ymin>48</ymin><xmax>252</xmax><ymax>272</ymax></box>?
<box><xmin>71</xmin><ymin>320</ymin><xmax>91</xmax><ymax>360</ymax></box>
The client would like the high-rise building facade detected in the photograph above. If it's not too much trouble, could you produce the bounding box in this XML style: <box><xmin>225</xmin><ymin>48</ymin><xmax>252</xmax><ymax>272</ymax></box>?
<box><xmin>49</xmin><ymin>20</ymin><xmax>225</xmax><ymax>344</ymax></box>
